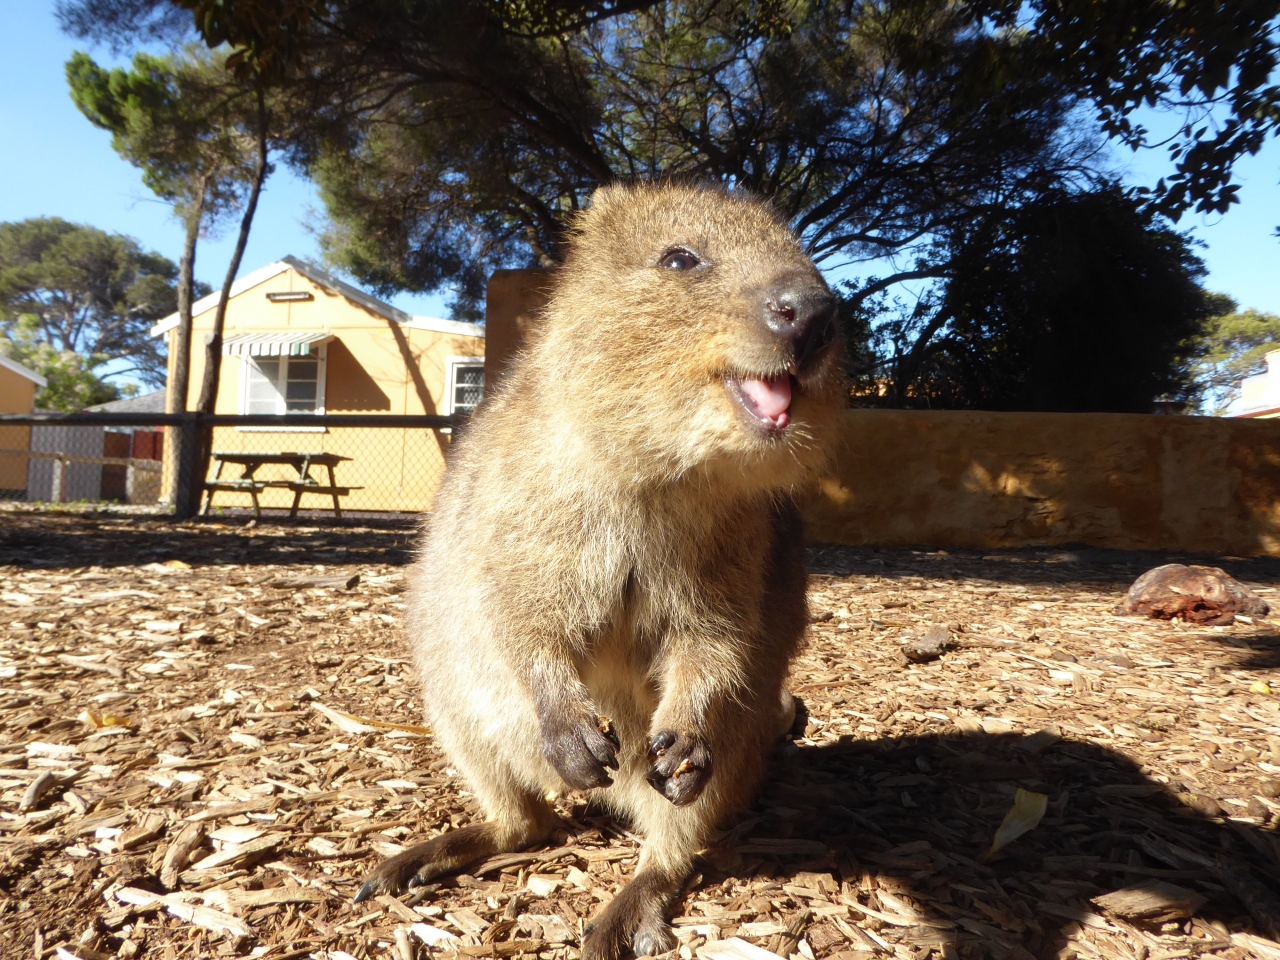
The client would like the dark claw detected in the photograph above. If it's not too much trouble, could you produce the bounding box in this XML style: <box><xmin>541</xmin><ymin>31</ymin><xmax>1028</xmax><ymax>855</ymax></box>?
<box><xmin>645</xmin><ymin>729</ymin><xmax>712</xmax><ymax>806</ymax></box>
<box><xmin>647</xmin><ymin>730</ymin><xmax>676</xmax><ymax>760</ymax></box>
<box><xmin>354</xmin><ymin>826</ymin><xmax>492</xmax><ymax>903</ymax></box>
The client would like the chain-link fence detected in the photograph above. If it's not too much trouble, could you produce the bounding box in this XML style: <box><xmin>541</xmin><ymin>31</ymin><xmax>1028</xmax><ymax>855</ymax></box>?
<box><xmin>0</xmin><ymin>413</ymin><xmax>461</xmax><ymax>520</ymax></box>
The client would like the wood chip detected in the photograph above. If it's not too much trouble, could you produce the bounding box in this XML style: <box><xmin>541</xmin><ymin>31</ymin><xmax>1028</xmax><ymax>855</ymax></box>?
<box><xmin>521</xmin><ymin>913</ymin><xmax>576</xmax><ymax>943</ymax></box>
<box><xmin>186</xmin><ymin>831</ymin><xmax>284</xmax><ymax>872</ymax></box>
<box><xmin>411</xmin><ymin>923</ymin><xmax>460</xmax><ymax>947</ymax></box>
<box><xmin>160</xmin><ymin>821</ymin><xmax>206</xmax><ymax>889</ymax></box>
<box><xmin>698</xmin><ymin>937</ymin><xmax>787</xmax><ymax>960</ymax></box>
<box><xmin>1093</xmin><ymin>880</ymin><xmax>1207</xmax><ymax>921</ymax></box>
<box><xmin>201</xmin><ymin>884</ymin><xmax>325</xmax><ymax>913</ymax></box>
<box><xmin>113</xmin><ymin>886</ymin><xmax>252</xmax><ymax>939</ymax></box>
<box><xmin>4</xmin><ymin>515</ymin><xmax>1280</xmax><ymax>960</ymax></box>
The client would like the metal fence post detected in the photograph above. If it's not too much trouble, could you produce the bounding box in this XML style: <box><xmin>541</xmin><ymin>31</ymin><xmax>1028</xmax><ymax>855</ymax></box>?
<box><xmin>52</xmin><ymin>457</ymin><xmax>65</xmax><ymax>504</ymax></box>
<box><xmin>172</xmin><ymin>413</ymin><xmax>201</xmax><ymax>520</ymax></box>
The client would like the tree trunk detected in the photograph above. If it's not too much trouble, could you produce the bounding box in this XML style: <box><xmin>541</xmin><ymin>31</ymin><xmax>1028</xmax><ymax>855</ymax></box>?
<box><xmin>193</xmin><ymin>85</ymin><xmax>271</xmax><ymax>495</ymax></box>
<box><xmin>165</xmin><ymin>182</ymin><xmax>206</xmax><ymax>512</ymax></box>
<box><xmin>197</xmin><ymin>89</ymin><xmax>270</xmax><ymax>418</ymax></box>
<box><xmin>170</xmin><ymin>191</ymin><xmax>204</xmax><ymax>415</ymax></box>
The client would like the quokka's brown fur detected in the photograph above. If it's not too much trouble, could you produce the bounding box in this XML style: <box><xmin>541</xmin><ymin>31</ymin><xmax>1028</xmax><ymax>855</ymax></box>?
<box><xmin>356</xmin><ymin>182</ymin><xmax>847</xmax><ymax>959</ymax></box>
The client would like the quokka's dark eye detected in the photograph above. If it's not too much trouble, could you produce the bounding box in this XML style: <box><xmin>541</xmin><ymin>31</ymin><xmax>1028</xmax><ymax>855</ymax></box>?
<box><xmin>658</xmin><ymin>247</ymin><xmax>701</xmax><ymax>271</ymax></box>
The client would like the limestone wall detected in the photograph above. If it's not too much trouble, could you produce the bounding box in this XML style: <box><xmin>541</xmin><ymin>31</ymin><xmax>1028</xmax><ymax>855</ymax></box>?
<box><xmin>803</xmin><ymin>409</ymin><xmax>1280</xmax><ymax>556</ymax></box>
<box><xmin>477</xmin><ymin>268</ymin><xmax>1280</xmax><ymax>556</ymax></box>
<box><xmin>483</xmin><ymin>269</ymin><xmax>553</xmax><ymax>394</ymax></box>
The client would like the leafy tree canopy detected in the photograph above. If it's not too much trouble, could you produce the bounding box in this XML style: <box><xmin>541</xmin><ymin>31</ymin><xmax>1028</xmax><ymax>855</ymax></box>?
<box><xmin>273</xmin><ymin>0</ymin><xmax>1087</xmax><ymax>318</ymax></box>
<box><xmin>68</xmin><ymin>46</ymin><xmax>260</xmax><ymax>225</ymax></box>
<box><xmin>59</xmin><ymin>0</ymin><xmax>1280</xmax><ymax>218</ymax></box>
<box><xmin>0</xmin><ymin>218</ymin><xmax>184</xmax><ymax>390</ymax></box>
<box><xmin>57</xmin><ymin>0</ymin><xmax>1278</xmax><ymax>407</ymax></box>
<box><xmin>874</xmin><ymin>188</ymin><xmax>1217</xmax><ymax>413</ymax></box>
<box><xmin>1182</xmin><ymin>303</ymin><xmax>1280</xmax><ymax>415</ymax></box>
<box><xmin>0</xmin><ymin>317</ymin><xmax>133</xmax><ymax>411</ymax></box>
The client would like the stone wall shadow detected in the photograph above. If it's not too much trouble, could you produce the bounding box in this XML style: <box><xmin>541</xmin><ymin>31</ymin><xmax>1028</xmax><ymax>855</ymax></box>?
<box><xmin>0</xmin><ymin>513</ymin><xmax>417</xmax><ymax>569</ymax></box>
<box><xmin>807</xmin><ymin>542</ymin><xmax>1280</xmax><ymax>591</ymax></box>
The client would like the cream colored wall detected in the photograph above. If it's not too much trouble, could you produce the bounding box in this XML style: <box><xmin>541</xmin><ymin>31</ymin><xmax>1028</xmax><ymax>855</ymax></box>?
<box><xmin>0</xmin><ymin>367</ymin><xmax>35</xmax><ymax>491</ymax></box>
<box><xmin>165</xmin><ymin>266</ymin><xmax>484</xmax><ymax>512</ymax></box>
<box><xmin>484</xmin><ymin>269</ymin><xmax>552</xmax><ymax>395</ymax></box>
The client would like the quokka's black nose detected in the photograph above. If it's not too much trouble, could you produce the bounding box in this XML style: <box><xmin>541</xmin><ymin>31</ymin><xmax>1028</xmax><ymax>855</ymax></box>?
<box><xmin>764</xmin><ymin>277</ymin><xmax>838</xmax><ymax>365</ymax></box>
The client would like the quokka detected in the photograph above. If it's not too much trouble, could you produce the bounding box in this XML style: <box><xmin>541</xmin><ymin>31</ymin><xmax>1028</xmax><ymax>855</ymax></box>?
<box><xmin>356</xmin><ymin>182</ymin><xmax>846</xmax><ymax>960</ymax></box>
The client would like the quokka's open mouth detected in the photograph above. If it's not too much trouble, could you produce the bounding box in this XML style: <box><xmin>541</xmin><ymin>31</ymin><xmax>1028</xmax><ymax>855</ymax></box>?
<box><xmin>728</xmin><ymin>372</ymin><xmax>795</xmax><ymax>431</ymax></box>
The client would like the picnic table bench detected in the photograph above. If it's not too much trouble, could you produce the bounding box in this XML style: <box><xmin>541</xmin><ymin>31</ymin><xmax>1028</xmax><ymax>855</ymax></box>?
<box><xmin>202</xmin><ymin>451</ymin><xmax>360</xmax><ymax>518</ymax></box>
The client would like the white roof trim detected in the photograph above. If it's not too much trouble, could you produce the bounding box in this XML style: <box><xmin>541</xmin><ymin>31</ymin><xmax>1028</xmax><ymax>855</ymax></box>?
<box><xmin>0</xmin><ymin>354</ymin><xmax>48</xmax><ymax>388</ymax></box>
<box><xmin>150</xmin><ymin>259</ymin><xmax>292</xmax><ymax>336</ymax></box>
<box><xmin>150</xmin><ymin>254</ymin><xmax>485</xmax><ymax>339</ymax></box>
<box><xmin>399</xmin><ymin>316</ymin><xmax>486</xmax><ymax>338</ymax></box>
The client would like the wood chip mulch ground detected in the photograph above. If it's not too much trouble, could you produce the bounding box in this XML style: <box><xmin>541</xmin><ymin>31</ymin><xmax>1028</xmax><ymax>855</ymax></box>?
<box><xmin>3</xmin><ymin>505</ymin><xmax>1280</xmax><ymax>960</ymax></box>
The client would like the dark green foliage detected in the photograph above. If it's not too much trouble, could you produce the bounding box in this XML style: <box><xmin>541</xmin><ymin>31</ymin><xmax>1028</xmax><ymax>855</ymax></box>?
<box><xmin>59</xmin><ymin>0</ymin><xmax>1280</xmax><ymax>222</ymax></box>
<box><xmin>67</xmin><ymin>48</ymin><xmax>255</xmax><ymax>221</ymax></box>
<box><xmin>0</xmin><ymin>217</ymin><xmax>182</xmax><ymax>391</ymax></box>
<box><xmin>291</xmin><ymin>1</ymin><xmax>1080</xmax><ymax>318</ymax></box>
<box><xmin>0</xmin><ymin>218</ymin><xmax>197</xmax><ymax>408</ymax></box>
<box><xmin>1181</xmin><ymin>302</ymin><xmax>1280</xmax><ymax>414</ymax></box>
<box><xmin>908</xmin><ymin>189</ymin><xmax>1214</xmax><ymax>412</ymax></box>
<box><xmin>57</xmin><ymin>0</ymin><xmax>1279</xmax><ymax>404</ymax></box>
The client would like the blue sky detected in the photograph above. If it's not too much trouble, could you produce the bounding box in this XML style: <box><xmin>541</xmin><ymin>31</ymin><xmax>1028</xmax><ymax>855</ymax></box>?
<box><xmin>2</xmin><ymin>3</ymin><xmax>1278</xmax><ymax>387</ymax></box>
<box><xmin>0</xmin><ymin>3</ymin><xmax>452</xmax><ymax>323</ymax></box>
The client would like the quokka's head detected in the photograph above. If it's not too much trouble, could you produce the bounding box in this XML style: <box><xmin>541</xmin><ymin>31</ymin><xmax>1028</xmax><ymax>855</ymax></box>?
<box><xmin>537</xmin><ymin>181</ymin><xmax>847</xmax><ymax>490</ymax></box>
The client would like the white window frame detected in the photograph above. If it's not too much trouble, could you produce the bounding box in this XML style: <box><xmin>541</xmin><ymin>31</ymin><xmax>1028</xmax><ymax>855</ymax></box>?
<box><xmin>445</xmin><ymin>357</ymin><xmax>485</xmax><ymax>415</ymax></box>
<box><xmin>236</xmin><ymin>346</ymin><xmax>328</xmax><ymax>432</ymax></box>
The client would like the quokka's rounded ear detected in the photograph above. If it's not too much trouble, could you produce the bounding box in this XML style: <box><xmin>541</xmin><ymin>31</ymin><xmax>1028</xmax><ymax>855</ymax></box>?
<box><xmin>587</xmin><ymin>181</ymin><xmax>633</xmax><ymax>211</ymax></box>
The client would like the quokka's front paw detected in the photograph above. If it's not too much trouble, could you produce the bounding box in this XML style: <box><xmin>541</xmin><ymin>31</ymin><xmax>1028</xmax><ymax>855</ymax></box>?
<box><xmin>645</xmin><ymin>729</ymin><xmax>712</xmax><ymax>806</ymax></box>
<box><xmin>541</xmin><ymin>710</ymin><xmax>620</xmax><ymax>790</ymax></box>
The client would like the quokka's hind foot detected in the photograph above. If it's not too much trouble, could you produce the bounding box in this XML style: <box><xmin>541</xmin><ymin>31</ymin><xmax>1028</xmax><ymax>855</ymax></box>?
<box><xmin>581</xmin><ymin>867</ymin><xmax>684</xmax><ymax>960</ymax></box>
<box><xmin>354</xmin><ymin>823</ymin><xmax>500</xmax><ymax>902</ymax></box>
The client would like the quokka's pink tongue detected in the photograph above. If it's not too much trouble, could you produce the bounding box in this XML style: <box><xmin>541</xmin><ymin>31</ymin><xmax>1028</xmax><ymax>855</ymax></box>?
<box><xmin>739</xmin><ymin>374</ymin><xmax>792</xmax><ymax>419</ymax></box>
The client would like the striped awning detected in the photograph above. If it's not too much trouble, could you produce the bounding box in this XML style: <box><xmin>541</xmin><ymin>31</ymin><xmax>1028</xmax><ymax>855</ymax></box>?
<box><xmin>221</xmin><ymin>331</ymin><xmax>332</xmax><ymax>357</ymax></box>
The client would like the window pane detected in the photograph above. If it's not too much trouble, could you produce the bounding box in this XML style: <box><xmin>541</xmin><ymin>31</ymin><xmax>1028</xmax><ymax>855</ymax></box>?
<box><xmin>289</xmin><ymin>358</ymin><xmax>318</xmax><ymax>381</ymax></box>
<box><xmin>454</xmin><ymin>365</ymin><xmax>484</xmax><ymax>411</ymax></box>
<box><xmin>250</xmin><ymin>359</ymin><xmax>280</xmax><ymax>384</ymax></box>
<box><xmin>286</xmin><ymin>380</ymin><xmax>317</xmax><ymax>402</ymax></box>
<box><xmin>283</xmin><ymin>356</ymin><xmax>320</xmax><ymax>412</ymax></box>
<box><xmin>246</xmin><ymin>359</ymin><xmax>281</xmax><ymax>414</ymax></box>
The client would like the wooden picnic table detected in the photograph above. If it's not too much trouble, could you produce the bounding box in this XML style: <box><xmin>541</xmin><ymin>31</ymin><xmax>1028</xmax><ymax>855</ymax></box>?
<box><xmin>202</xmin><ymin>451</ymin><xmax>359</xmax><ymax>519</ymax></box>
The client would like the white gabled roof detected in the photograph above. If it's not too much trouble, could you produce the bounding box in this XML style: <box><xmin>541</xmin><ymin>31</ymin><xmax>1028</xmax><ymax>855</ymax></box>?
<box><xmin>149</xmin><ymin>255</ymin><xmax>484</xmax><ymax>339</ymax></box>
<box><xmin>0</xmin><ymin>354</ymin><xmax>48</xmax><ymax>388</ymax></box>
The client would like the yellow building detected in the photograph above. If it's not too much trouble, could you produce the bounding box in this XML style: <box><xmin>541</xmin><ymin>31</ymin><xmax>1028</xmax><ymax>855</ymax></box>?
<box><xmin>0</xmin><ymin>355</ymin><xmax>47</xmax><ymax>496</ymax></box>
<box><xmin>151</xmin><ymin>256</ymin><xmax>485</xmax><ymax>514</ymax></box>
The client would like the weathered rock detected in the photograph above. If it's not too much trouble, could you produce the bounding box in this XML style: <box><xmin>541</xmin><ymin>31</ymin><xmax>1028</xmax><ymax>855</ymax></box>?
<box><xmin>1115</xmin><ymin>563</ymin><xmax>1269</xmax><ymax>625</ymax></box>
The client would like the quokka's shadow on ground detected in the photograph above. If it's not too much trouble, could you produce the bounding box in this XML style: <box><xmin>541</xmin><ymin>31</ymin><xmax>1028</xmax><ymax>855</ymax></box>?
<box><xmin>653</xmin><ymin>727</ymin><xmax>1280</xmax><ymax>960</ymax></box>
<box><xmin>1200</xmin><ymin>630</ymin><xmax>1280</xmax><ymax>672</ymax></box>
